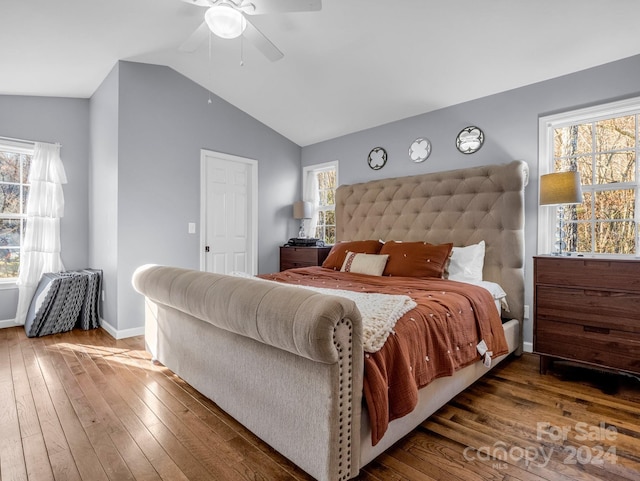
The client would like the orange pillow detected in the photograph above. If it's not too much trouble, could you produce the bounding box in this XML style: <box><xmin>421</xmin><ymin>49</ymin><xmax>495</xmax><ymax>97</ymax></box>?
<box><xmin>379</xmin><ymin>241</ymin><xmax>453</xmax><ymax>277</ymax></box>
<box><xmin>322</xmin><ymin>240</ymin><xmax>383</xmax><ymax>270</ymax></box>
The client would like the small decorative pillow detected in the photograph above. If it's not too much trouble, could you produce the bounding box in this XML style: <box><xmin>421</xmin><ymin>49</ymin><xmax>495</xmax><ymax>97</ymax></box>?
<box><xmin>340</xmin><ymin>252</ymin><xmax>389</xmax><ymax>276</ymax></box>
<box><xmin>322</xmin><ymin>240</ymin><xmax>383</xmax><ymax>270</ymax></box>
<box><xmin>447</xmin><ymin>240</ymin><xmax>485</xmax><ymax>282</ymax></box>
<box><xmin>380</xmin><ymin>241</ymin><xmax>453</xmax><ymax>277</ymax></box>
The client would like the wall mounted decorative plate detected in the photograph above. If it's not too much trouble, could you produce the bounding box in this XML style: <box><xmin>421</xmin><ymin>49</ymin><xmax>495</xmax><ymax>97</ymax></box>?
<box><xmin>456</xmin><ymin>126</ymin><xmax>484</xmax><ymax>154</ymax></box>
<box><xmin>409</xmin><ymin>137</ymin><xmax>432</xmax><ymax>162</ymax></box>
<box><xmin>367</xmin><ymin>147</ymin><xmax>387</xmax><ymax>170</ymax></box>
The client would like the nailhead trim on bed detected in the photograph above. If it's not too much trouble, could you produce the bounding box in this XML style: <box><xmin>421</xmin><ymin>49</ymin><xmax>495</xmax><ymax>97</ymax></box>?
<box><xmin>334</xmin><ymin>317</ymin><xmax>354</xmax><ymax>481</ymax></box>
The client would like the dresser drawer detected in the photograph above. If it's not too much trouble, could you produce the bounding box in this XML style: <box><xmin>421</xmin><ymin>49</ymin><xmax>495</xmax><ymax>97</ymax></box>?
<box><xmin>535</xmin><ymin>257</ymin><xmax>640</xmax><ymax>292</ymax></box>
<box><xmin>535</xmin><ymin>285</ymin><xmax>640</xmax><ymax>334</ymax></box>
<box><xmin>283</xmin><ymin>247</ymin><xmax>319</xmax><ymax>263</ymax></box>
<box><xmin>536</xmin><ymin>318</ymin><xmax>640</xmax><ymax>373</ymax></box>
<box><xmin>281</xmin><ymin>260</ymin><xmax>316</xmax><ymax>270</ymax></box>
<box><xmin>280</xmin><ymin>246</ymin><xmax>331</xmax><ymax>271</ymax></box>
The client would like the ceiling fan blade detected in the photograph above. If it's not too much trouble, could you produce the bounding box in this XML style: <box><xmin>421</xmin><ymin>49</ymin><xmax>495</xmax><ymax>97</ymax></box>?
<box><xmin>248</xmin><ymin>0</ymin><xmax>321</xmax><ymax>15</ymax></box>
<box><xmin>243</xmin><ymin>18</ymin><xmax>284</xmax><ymax>62</ymax></box>
<box><xmin>179</xmin><ymin>21</ymin><xmax>210</xmax><ymax>52</ymax></box>
<box><xmin>179</xmin><ymin>0</ymin><xmax>213</xmax><ymax>7</ymax></box>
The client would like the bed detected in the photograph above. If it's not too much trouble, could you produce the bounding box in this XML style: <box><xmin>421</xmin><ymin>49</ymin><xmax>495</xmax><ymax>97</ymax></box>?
<box><xmin>132</xmin><ymin>160</ymin><xmax>529</xmax><ymax>481</ymax></box>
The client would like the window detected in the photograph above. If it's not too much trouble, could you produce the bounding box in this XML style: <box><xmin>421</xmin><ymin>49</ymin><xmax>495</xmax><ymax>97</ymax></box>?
<box><xmin>0</xmin><ymin>141</ymin><xmax>32</xmax><ymax>280</ymax></box>
<box><xmin>303</xmin><ymin>161</ymin><xmax>338</xmax><ymax>245</ymax></box>
<box><xmin>539</xmin><ymin>98</ymin><xmax>640</xmax><ymax>256</ymax></box>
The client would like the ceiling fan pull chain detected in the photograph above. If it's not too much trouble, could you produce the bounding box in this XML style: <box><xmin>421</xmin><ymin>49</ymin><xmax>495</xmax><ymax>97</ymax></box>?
<box><xmin>240</xmin><ymin>35</ymin><xmax>244</xmax><ymax>67</ymax></box>
<box><xmin>208</xmin><ymin>32</ymin><xmax>213</xmax><ymax>104</ymax></box>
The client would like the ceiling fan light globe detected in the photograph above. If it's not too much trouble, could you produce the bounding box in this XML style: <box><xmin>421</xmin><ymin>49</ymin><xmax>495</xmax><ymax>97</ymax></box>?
<box><xmin>205</xmin><ymin>5</ymin><xmax>246</xmax><ymax>39</ymax></box>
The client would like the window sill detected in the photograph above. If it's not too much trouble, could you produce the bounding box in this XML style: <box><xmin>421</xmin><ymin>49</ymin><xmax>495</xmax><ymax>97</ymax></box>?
<box><xmin>0</xmin><ymin>280</ymin><xmax>18</xmax><ymax>290</ymax></box>
<box><xmin>538</xmin><ymin>252</ymin><xmax>640</xmax><ymax>260</ymax></box>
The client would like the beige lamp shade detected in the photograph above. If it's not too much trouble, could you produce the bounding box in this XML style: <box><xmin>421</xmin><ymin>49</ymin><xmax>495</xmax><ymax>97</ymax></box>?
<box><xmin>539</xmin><ymin>171</ymin><xmax>583</xmax><ymax>206</ymax></box>
<box><xmin>293</xmin><ymin>200</ymin><xmax>313</xmax><ymax>219</ymax></box>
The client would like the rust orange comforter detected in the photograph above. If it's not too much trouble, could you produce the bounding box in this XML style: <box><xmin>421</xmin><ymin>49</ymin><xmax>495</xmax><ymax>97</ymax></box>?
<box><xmin>260</xmin><ymin>266</ymin><xmax>508</xmax><ymax>445</ymax></box>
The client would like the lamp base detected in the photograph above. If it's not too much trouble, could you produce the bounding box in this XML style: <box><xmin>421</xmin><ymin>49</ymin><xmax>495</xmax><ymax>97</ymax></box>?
<box><xmin>553</xmin><ymin>206</ymin><xmax>567</xmax><ymax>256</ymax></box>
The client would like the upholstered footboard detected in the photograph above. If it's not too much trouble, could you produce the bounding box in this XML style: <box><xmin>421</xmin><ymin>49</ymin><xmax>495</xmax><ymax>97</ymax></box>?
<box><xmin>132</xmin><ymin>265</ymin><xmax>364</xmax><ymax>481</ymax></box>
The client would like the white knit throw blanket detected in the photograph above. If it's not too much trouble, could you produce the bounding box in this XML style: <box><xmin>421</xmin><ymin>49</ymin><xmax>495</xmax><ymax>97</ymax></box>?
<box><xmin>231</xmin><ymin>273</ymin><xmax>416</xmax><ymax>353</ymax></box>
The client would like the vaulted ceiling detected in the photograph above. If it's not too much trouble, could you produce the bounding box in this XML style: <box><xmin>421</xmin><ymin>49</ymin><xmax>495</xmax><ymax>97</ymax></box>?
<box><xmin>3</xmin><ymin>0</ymin><xmax>640</xmax><ymax>146</ymax></box>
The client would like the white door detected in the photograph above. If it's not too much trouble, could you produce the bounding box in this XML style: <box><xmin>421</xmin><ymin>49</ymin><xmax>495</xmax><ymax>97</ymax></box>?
<box><xmin>200</xmin><ymin>150</ymin><xmax>258</xmax><ymax>275</ymax></box>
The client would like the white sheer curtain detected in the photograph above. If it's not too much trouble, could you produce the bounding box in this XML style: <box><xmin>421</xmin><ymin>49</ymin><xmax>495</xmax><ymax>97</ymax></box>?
<box><xmin>304</xmin><ymin>169</ymin><xmax>319</xmax><ymax>238</ymax></box>
<box><xmin>15</xmin><ymin>142</ymin><xmax>67</xmax><ymax>325</ymax></box>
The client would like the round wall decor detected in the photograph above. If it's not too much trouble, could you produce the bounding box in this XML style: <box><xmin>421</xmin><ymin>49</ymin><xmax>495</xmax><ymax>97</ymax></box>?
<box><xmin>409</xmin><ymin>138</ymin><xmax>432</xmax><ymax>162</ymax></box>
<box><xmin>367</xmin><ymin>147</ymin><xmax>387</xmax><ymax>170</ymax></box>
<box><xmin>456</xmin><ymin>126</ymin><xmax>484</xmax><ymax>154</ymax></box>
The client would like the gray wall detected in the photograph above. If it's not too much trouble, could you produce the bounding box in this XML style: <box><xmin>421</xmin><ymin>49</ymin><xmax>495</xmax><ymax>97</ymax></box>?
<box><xmin>0</xmin><ymin>95</ymin><xmax>90</xmax><ymax>321</ymax></box>
<box><xmin>97</xmin><ymin>61</ymin><xmax>301</xmax><ymax>332</ymax></box>
<box><xmin>89</xmin><ymin>64</ymin><xmax>120</xmax><ymax>327</ymax></box>
<box><xmin>302</xmin><ymin>53</ymin><xmax>640</xmax><ymax>348</ymax></box>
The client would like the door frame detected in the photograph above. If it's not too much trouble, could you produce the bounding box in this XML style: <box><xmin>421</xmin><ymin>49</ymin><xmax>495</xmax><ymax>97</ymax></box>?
<box><xmin>199</xmin><ymin>149</ymin><xmax>259</xmax><ymax>274</ymax></box>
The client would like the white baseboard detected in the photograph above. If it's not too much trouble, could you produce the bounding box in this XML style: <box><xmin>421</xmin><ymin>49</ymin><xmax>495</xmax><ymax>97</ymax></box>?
<box><xmin>523</xmin><ymin>341</ymin><xmax>533</xmax><ymax>353</ymax></box>
<box><xmin>0</xmin><ymin>317</ymin><xmax>144</xmax><ymax>341</ymax></box>
<box><xmin>100</xmin><ymin>320</ymin><xmax>144</xmax><ymax>340</ymax></box>
<box><xmin>0</xmin><ymin>319</ymin><xmax>18</xmax><ymax>329</ymax></box>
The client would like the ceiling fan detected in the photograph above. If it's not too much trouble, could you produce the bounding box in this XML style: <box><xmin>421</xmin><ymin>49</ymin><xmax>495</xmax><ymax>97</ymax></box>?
<box><xmin>179</xmin><ymin>0</ymin><xmax>322</xmax><ymax>61</ymax></box>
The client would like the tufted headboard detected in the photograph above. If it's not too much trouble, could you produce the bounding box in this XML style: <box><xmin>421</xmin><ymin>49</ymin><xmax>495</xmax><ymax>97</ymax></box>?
<box><xmin>335</xmin><ymin>160</ymin><xmax>529</xmax><ymax>328</ymax></box>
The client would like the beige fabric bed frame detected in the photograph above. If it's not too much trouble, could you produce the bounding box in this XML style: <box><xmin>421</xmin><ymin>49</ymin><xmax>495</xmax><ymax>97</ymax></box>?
<box><xmin>132</xmin><ymin>160</ymin><xmax>529</xmax><ymax>481</ymax></box>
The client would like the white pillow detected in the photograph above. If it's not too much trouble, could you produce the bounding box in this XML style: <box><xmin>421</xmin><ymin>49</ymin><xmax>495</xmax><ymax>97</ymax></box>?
<box><xmin>340</xmin><ymin>252</ymin><xmax>389</xmax><ymax>276</ymax></box>
<box><xmin>462</xmin><ymin>279</ymin><xmax>510</xmax><ymax>314</ymax></box>
<box><xmin>447</xmin><ymin>240</ymin><xmax>485</xmax><ymax>282</ymax></box>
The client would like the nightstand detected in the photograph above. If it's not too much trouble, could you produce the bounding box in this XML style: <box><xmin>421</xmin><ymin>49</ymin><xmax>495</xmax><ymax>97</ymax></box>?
<box><xmin>533</xmin><ymin>255</ymin><xmax>640</xmax><ymax>375</ymax></box>
<box><xmin>280</xmin><ymin>246</ymin><xmax>332</xmax><ymax>271</ymax></box>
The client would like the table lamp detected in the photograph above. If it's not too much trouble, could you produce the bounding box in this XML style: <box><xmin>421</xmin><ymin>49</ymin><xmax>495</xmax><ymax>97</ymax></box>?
<box><xmin>539</xmin><ymin>171</ymin><xmax>583</xmax><ymax>255</ymax></box>
<box><xmin>293</xmin><ymin>200</ymin><xmax>313</xmax><ymax>238</ymax></box>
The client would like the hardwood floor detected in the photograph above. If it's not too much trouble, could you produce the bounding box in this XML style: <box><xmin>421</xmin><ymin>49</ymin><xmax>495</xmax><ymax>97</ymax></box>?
<box><xmin>1</xmin><ymin>326</ymin><xmax>639</xmax><ymax>481</ymax></box>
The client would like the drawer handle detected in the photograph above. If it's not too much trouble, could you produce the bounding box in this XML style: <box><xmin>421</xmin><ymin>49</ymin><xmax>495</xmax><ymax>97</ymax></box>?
<box><xmin>583</xmin><ymin>325</ymin><xmax>610</xmax><ymax>335</ymax></box>
<box><xmin>583</xmin><ymin>289</ymin><xmax>611</xmax><ymax>297</ymax></box>
<box><xmin>583</xmin><ymin>290</ymin><xmax>612</xmax><ymax>297</ymax></box>
<box><xmin>582</xmin><ymin>290</ymin><xmax>626</xmax><ymax>298</ymax></box>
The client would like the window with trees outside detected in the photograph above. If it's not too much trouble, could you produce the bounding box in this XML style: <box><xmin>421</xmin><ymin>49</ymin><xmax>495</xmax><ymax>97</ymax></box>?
<box><xmin>539</xmin><ymin>98</ymin><xmax>640</xmax><ymax>256</ymax></box>
<box><xmin>303</xmin><ymin>161</ymin><xmax>338</xmax><ymax>245</ymax></box>
<box><xmin>0</xmin><ymin>141</ymin><xmax>32</xmax><ymax>280</ymax></box>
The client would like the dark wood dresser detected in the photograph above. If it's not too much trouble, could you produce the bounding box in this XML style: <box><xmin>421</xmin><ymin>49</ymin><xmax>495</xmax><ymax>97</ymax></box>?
<box><xmin>533</xmin><ymin>255</ymin><xmax>640</xmax><ymax>375</ymax></box>
<box><xmin>279</xmin><ymin>246</ymin><xmax>332</xmax><ymax>271</ymax></box>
